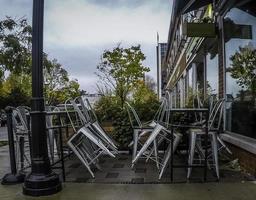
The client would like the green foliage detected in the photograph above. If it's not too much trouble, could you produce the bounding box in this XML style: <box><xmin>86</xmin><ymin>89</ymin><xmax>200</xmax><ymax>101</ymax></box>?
<box><xmin>96</xmin><ymin>44</ymin><xmax>150</xmax><ymax>107</ymax></box>
<box><xmin>95</xmin><ymin>45</ymin><xmax>159</xmax><ymax>148</ymax></box>
<box><xmin>0</xmin><ymin>73</ymin><xmax>31</xmax><ymax>109</ymax></box>
<box><xmin>94</xmin><ymin>95</ymin><xmax>132</xmax><ymax>148</ymax></box>
<box><xmin>94</xmin><ymin>80</ymin><xmax>159</xmax><ymax>149</ymax></box>
<box><xmin>0</xmin><ymin>16</ymin><xmax>81</xmax><ymax>108</ymax></box>
<box><xmin>0</xmin><ymin>17</ymin><xmax>32</xmax><ymax>80</ymax></box>
<box><xmin>94</xmin><ymin>95</ymin><xmax>119</xmax><ymax>122</ymax></box>
<box><xmin>44</xmin><ymin>57</ymin><xmax>81</xmax><ymax>105</ymax></box>
<box><xmin>227</xmin><ymin>46</ymin><xmax>256</xmax><ymax>101</ymax></box>
<box><xmin>112</xmin><ymin>108</ymin><xmax>133</xmax><ymax>149</ymax></box>
<box><xmin>132</xmin><ymin>80</ymin><xmax>159</xmax><ymax>122</ymax></box>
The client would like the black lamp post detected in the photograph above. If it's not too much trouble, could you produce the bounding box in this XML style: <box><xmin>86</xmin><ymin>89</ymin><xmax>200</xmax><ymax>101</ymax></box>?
<box><xmin>23</xmin><ymin>0</ymin><xmax>62</xmax><ymax>196</ymax></box>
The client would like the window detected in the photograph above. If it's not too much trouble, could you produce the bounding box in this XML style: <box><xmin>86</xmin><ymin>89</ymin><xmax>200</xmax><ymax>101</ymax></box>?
<box><xmin>206</xmin><ymin>52</ymin><xmax>218</xmax><ymax>97</ymax></box>
<box><xmin>224</xmin><ymin>2</ymin><xmax>256</xmax><ymax>139</ymax></box>
<box><xmin>196</xmin><ymin>62</ymin><xmax>205</xmax><ymax>97</ymax></box>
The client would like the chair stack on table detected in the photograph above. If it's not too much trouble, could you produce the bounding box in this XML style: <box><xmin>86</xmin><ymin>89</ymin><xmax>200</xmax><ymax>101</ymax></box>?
<box><xmin>187</xmin><ymin>98</ymin><xmax>232</xmax><ymax>179</ymax></box>
<box><xmin>126</xmin><ymin>90</ymin><xmax>232</xmax><ymax>180</ymax></box>
<box><xmin>126</xmin><ymin>91</ymin><xmax>182</xmax><ymax>179</ymax></box>
<box><xmin>65</xmin><ymin>96</ymin><xmax>118</xmax><ymax>178</ymax></box>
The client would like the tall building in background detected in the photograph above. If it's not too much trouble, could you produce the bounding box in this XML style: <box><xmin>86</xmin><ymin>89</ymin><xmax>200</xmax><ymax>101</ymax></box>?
<box><xmin>156</xmin><ymin>42</ymin><xmax>167</xmax><ymax>99</ymax></box>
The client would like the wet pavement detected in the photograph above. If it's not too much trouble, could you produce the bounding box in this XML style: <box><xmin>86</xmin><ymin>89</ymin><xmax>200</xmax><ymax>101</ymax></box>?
<box><xmin>0</xmin><ymin>182</ymin><xmax>256</xmax><ymax>200</ymax></box>
<box><xmin>0</xmin><ymin>145</ymin><xmax>10</xmax><ymax>179</ymax></box>
<box><xmin>64</xmin><ymin>153</ymin><xmax>254</xmax><ymax>184</ymax></box>
<box><xmin>1</xmin><ymin>145</ymin><xmax>256</xmax><ymax>199</ymax></box>
<box><xmin>0</xmin><ymin>126</ymin><xmax>7</xmax><ymax>141</ymax></box>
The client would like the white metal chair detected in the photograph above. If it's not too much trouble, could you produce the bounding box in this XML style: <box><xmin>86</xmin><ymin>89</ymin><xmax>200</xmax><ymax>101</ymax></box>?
<box><xmin>12</xmin><ymin>107</ymin><xmax>31</xmax><ymax>171</ymax></box>
<box><xmin>187</xmin><ymin>99</ymin><xmax>226</xmax><ymax>179</ymax></box>
<box><xmin>130</xmin><ymin>92</ymin><xmax>182</xmax><ymax>179</ymax></box>
<box><xmin>45</xmin><ymin>106</ymin><xmax>63</xmax><ymax>164</ymax></box>
<box><xmin>125</xmin><ymin>101</ymin><xmax>165</xmax><ymax>169</ymax></box>
<box><xmin>65</xmin><ymin>98</ymin><xmax>115</xmax><ymax>178</ymax></box>
<box><xmin>77</xmin><ymin>96</ymin><xmax>118</xmax><ymax>152</ymax></box>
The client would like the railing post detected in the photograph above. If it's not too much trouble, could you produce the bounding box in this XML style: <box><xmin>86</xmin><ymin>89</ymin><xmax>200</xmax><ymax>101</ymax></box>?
<box><xmin>1</xmin><ymin>107</ymin><xmax>25</xmax><ymax>185</ymax></box>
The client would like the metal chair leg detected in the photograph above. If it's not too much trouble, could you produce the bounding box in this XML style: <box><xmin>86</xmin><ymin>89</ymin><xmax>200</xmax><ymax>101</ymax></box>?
<box><xmin>187</xmin><ymin>132</ymin><xmax>197</xmax><ymax>179</ymax></box>
<box><xmin>132</xmin><ymin>124</ymin><xmax>162</xmax><ymax>164</ymax></box>
<box><xmin>212</xmin><ymin>133</ymin><xmax>219</xmax><ymax>179</ymax></box>
<box><xmin>131</xmin><ymin>129</ymin><xmax>139</xmax><ymax>169</ymax></box>
<box><xmin>217</xmin><ymin>135</ymin><xmax>232</xmax><ymax>155</ymax></box>
<box><xmin>153</xmin><ymin>139</ymin><xmax>159</xmax><ymax>169</ymax></box>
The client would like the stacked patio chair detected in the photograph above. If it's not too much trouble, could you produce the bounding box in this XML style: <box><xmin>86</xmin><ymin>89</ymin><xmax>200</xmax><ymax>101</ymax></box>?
<box><xmin>65</xmin><ymin>97</ymin><xmax>117</xmax><ymax>178</ymax></box>
<box><xmin>208</xmin><ymin>96</ymin><xmax>232</xmax><ymax>155</ymax></box>
<box><xmin>77</xmin><ymin>96</ymin><xmax>118</xmax><ymax>152</ymax></box>
<box><xmin>45</xmin><ymin>106</ymin><xmax>64</xmax><ymax>164</ymax></box>
<box><xmin>127</xmin><ymin>91</ymin><xmax>182</xmax><ymax>179</ymax></box>
<box><xmin>12</xmin><ymin>106</ymin><xmax>31</xmax><ymax>171</ymax></box>
<box><xmin>125</xmin><ymin>101</ymin><xmax>162</xmax><ymax>169</ymax></box>
<box><xmin>187</xmin><ymin>98</ymin><xmax>229</xmax><ymax>179</ymax></box>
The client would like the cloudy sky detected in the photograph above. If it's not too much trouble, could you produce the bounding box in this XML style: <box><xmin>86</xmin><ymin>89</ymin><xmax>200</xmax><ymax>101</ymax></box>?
<box><xmin>0</xmin><ymin>0</ymin><xmax>172</xmax><ymax>93</ymax></box>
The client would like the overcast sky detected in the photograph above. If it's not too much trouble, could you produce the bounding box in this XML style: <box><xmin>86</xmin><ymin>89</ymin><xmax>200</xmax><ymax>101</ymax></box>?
<box><xmin>0</xmin><ymin>0</ymin><xmax>172</xmax><ymax>93</ymax></box>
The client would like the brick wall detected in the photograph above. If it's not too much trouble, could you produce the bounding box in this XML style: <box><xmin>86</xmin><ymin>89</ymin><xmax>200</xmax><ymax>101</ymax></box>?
<box><xmin>227</xmin><ymin>143</ymin><xmax>256</xmax><ymax>176</ymax></box>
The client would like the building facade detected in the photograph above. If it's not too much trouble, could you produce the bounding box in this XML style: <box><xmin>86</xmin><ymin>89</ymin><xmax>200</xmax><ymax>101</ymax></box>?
<box><xmin>163</xmin><ymin>0</ymin><xmax>256</xmax><ymax>175</ymax></box>
<box><xmin>156</xmin><ymin>42</ymin><xmax>168</xmax><ymax>99</ymax></box>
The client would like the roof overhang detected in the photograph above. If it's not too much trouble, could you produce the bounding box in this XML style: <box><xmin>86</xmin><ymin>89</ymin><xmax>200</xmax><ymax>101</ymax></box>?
<box><xmin>182</xmin><ymin>0</ymin><xmax>213</xmax><ymax>14</ymax></box>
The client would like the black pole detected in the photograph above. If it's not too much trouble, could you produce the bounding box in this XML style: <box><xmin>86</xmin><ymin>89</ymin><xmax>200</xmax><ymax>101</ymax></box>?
<box><xmin>1</xmin><ymin>107</ymin><xmax>25</xmax><ymax>185</ymax></box>
<box><xmin>23</xmin><ymin>0</ymin><xmax>61</xmax><ymax>196</ymax></box>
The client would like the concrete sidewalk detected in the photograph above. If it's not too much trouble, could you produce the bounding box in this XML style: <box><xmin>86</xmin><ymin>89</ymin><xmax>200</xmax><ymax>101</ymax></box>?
<box><xmin>0</xmin><ymin>182</ymin><xmax>256</xmax><ymax>200</ymax></box>
<box><xmin>0</xmin><ymin>126</ymin><xmax>7</xmax><ymax>141</ymax></box>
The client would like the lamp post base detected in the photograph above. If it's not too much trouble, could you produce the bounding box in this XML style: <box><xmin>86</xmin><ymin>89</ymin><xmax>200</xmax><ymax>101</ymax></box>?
<box><xmin>23</xmin><ymin>172</ymin><xmax>62</xmax><ymax>196</ymax></box>
<box><xmin>1</xmin><ymin>173</ymin><xmax>25</xmax><ymax>185</ymax></box>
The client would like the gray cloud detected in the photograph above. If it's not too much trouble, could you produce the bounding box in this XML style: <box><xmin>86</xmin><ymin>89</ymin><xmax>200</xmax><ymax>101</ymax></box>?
<box><xmin>86</xmin><ymin>0</ymin><xmax>170</xmax><ymax>10</ymax></box>
<box><xmin>0</xmin><ymin>0</ymin><xmax>32</xmax><ymax>20</ymax></box>
<box><xmin>1</xmin><ymin>0</ymin><xmax>171</xmax><ymax>93</ymax></box>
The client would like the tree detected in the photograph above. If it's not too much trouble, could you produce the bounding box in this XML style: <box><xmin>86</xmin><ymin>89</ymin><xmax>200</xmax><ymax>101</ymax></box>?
<box><xmin>0</xmin><ymin>73</ymin><xmax>31</xmax><ymax>108</ymax></box>
<box><xmin>44</xmin><ymin>55</ymin><xmax>81</xmax><ymax>105</ymax></box>
<box><xmin>145</xmin><ymin>75</ymin><xmax>156</xmax><ymax>91</ymax></box>
<box><xmin>96</xmin><ymin>44</ymin><xmax>150</xmax><ymax>107</ymax></box>
<box><xmin>227</xmin><ymin>46</ymin><xmax>256</xmax><ymax>103</ymax></box>
<box><xmin>0</xmin><ymin>17</ymin><xmax>81</xmax><ymax>107</ymax></box>
<box><xmin>132</xmin><ymin>79</ymin><xmax>159</xmax><ymax>122</ymax></box>
<box><xmin>0</xmin><ymin>17</ymin><xmax>32</xmax><ymax>81</ymax></box>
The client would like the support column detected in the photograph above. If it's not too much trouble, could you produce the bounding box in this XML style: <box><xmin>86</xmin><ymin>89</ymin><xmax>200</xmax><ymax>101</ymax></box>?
<box><xmin>23</xmin><ymin>0</ymin><xmax>62</xmax><ymax>196</ymax></box>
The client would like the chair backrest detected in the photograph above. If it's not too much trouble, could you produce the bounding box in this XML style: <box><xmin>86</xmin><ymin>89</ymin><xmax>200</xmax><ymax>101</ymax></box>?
<box><xmin>153</xmin><ymin>98</ymin><xmax>166</xmax><ymax>122</ymax></box>
<box><xmin>78</xmin><ymin>97</ymin><xmax>98</xmax><ymax>123</ymax></box>
<box><xmin>76</xmin><ymin>97</ymin><xmax>92</xmax><ymax>123</ymax></box>
<box><xmin>85</xmin><ymin>98</ymin><xmax>99</xmax><ymax>122</ymax></box>
<box><xmin>65</xmin><ymin>99</ymin><xmax>85</xmax><ymax>132</ymax></box>
<box><xmin>12</xmin><ymin>106</ymin><xmax>30</xmax><ymax>134</ymax></box>
<box><xmin>208</xmin><ymin>98</ymin><xmax>225</xmax><ymax>131</ymax></box>
<box><xmin>125</xmin><ymin>102</ymin><xmax>142</xmax><ymax>128</ymax></box>
<box><xmin>71</xmin><ymin>100</ymin><xmax>88</xmax><ymax>125</ymax></box>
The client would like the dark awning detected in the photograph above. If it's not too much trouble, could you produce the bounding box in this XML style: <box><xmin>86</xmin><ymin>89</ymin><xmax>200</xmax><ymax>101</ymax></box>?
<box><xmin>173</xmin><ymin>0</ymin><xmax>190</xmax><ymax>16</ymax></box>
<box><xmin>183</xmin><ymin>0</ymin><xmax>213</xmax><ymax>13</ymax></box>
